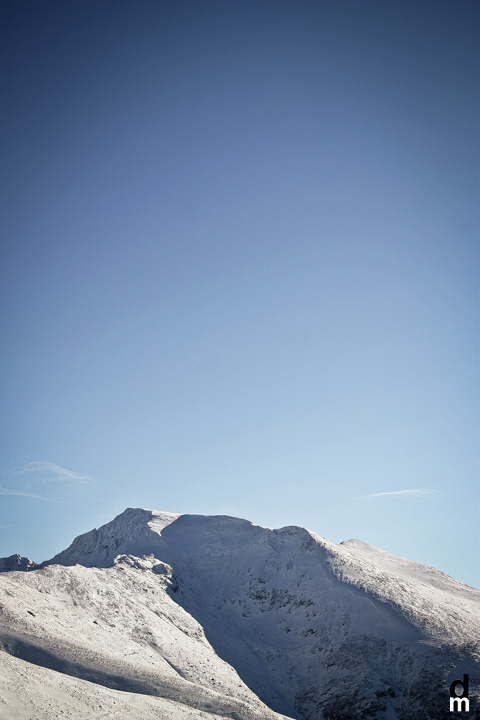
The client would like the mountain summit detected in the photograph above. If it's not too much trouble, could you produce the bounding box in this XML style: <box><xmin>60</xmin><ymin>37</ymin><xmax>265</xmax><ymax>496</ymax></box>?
<box><xmin>0</xmin><ymin>508</ymin><xmax>478</xmax><ymax>719</ymax></box>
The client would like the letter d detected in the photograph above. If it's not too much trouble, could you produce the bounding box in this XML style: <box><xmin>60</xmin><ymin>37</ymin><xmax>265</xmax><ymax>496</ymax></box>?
<box><xmin>450</xmin><ymin>674</ymin><xmax>469</xmax><ymax>698</ymax></box>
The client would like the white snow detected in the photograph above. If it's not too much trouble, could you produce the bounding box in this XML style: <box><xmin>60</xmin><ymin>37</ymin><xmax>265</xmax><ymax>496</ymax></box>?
<box><xmin>0</xmin><ymin>553</ymin><xmax>291</xmax><ymax>720</ymax></box>
<box><xmin>0</xmin><ymin>508</ymin><xmax>478</xmax><ymax>720</ymax></box>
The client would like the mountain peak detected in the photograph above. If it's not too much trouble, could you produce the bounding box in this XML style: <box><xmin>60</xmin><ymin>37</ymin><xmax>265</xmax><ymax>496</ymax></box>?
<box><xmin>1</xmin><ymin>508</ymin><xmax>478</xmax><ymax>720</ymax></box>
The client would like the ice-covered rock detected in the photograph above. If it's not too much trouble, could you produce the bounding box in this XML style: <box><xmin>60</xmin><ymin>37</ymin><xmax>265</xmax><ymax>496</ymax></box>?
<box><xmin>0</xmin><ymin>508</ymin><xmax>478</xmax><ymax>720</ymax></box>
<box><xmin>0</xmin><ymin>553</ymin><xmax>38</xmax><ymax>572</ymax></box>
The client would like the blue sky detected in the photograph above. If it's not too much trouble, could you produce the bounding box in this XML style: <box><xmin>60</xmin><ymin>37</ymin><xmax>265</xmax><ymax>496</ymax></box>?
<box><xmin>1</xmin><ymin>0</ymin><xmax>478</xmax><ymax>587</ymax></box>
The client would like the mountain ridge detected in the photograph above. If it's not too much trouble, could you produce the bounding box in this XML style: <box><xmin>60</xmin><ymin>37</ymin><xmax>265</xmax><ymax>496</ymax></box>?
<box><xmin>0</xmin><ymin>507</ymin><xmax>478</xmax><ymax>719</ymax></box>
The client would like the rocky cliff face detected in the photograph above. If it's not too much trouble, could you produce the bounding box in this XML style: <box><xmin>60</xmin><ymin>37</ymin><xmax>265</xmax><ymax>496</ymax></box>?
<box><xmin>0</xmin><ymin>554</ymin><xmax>38</xmax><ymax>572</ymax></box>
<box><xmin>0</xmin><ymin>508</ymin><xmax>479</xmax><ymax>720</ymax></box>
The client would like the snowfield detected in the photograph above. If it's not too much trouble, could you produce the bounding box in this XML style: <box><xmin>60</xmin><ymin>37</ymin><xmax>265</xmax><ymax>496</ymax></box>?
<box><xmin>0</xmin><ymin>508</ymin><xmax>478</xmax><ymax>719</ymax></box>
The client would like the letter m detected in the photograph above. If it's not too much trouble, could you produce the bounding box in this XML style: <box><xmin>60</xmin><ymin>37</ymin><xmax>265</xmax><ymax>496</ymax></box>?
<box><xmin>450</xmin><ymin>697</ymin><xmax>470</xmax><ymax>711</ymax></box>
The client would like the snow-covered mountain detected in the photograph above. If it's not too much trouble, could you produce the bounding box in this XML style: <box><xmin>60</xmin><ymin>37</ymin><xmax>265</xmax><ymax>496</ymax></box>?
<box><xmin>0</xmin><ymin>508</ymin><xmax>478</xmax><ymax>719</ymax></box>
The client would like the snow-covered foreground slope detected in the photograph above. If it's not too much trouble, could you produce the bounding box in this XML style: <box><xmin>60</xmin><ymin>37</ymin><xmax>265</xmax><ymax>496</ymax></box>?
<box><xmin>0</xmin><ymin>551</ymin><xmax>291</xmax><ymax>720</ymax></box>
<box><xmin>0</xmin><ymin>508</ymin><xmax>479</xmax><ymax>720</ymax></box>
<box><xmin>0</xmin><ymin>649</ymin><xmax>271</xmax><ymax>720</ymax></box>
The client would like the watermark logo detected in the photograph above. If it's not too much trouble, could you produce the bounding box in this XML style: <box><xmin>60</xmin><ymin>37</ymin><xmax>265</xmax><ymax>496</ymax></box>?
<box><xmin>450</xmin><ymin>674</ymin><xmax>469</xmax><ymax>712</ymax></box>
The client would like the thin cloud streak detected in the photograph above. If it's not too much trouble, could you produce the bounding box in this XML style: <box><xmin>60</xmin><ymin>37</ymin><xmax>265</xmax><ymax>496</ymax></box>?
<box><xmin>365</xmin><ymin>489</ymin><xmax>438</xmax><ymax>499</ymax></box>
<box><xmin>0</xmin><ymin>486</ymin><xmax>62</xmax><ymax>502</ymax></box>
<box><xmin>9</xmin><ymin>462</ymin><xmax>92</xmax><ymax>485</ymax></box>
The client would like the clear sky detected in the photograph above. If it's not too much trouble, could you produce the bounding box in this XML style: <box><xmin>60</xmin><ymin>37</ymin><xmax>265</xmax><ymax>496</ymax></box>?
<box><xmin>1</xmin><ymin>0</ymin><xmax>478</xmax><ymax>587</ymax></box>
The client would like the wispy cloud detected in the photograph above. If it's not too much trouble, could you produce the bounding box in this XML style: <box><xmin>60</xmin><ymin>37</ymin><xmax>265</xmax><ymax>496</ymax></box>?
<box><xmin>365</xmin><ymin>488</ymin><xmax>438</xmax><ymax>499</ymax></box>
<box><xmin>0</xmin><ymin>462</ymin><xmax>92</xmax><ymax>503</ymax></box>
<box><xmin>9</xmin><ymin>462</ymin><xmax>92</xmax><ymax>486</ymax></box>
<box><xmin>0</xmin><ymin>486</ymin><xmax>62</xmax><ymax>502</ymax></box>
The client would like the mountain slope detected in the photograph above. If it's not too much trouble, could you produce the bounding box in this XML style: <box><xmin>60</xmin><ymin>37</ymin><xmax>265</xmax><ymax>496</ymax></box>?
<box><xmin>1</xmin><ymin>508</ymin><xmax>479</xmax><ymax>720</ymax></box>
<box><xmin>0</xmin><ymin>550</ymin><xmax>291</xmax><ymax>720</ymax></box>
<box><xmin>0</xmin><ymin>649</ymin><xmax>274</xmax><ymax>720</ymax></box>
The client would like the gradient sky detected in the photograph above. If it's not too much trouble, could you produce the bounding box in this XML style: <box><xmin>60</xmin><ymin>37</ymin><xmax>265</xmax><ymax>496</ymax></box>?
<box><xmin>1</xmin><ymin>0</ymin><xmax>478</xmax><ymax>587</ymax></box>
